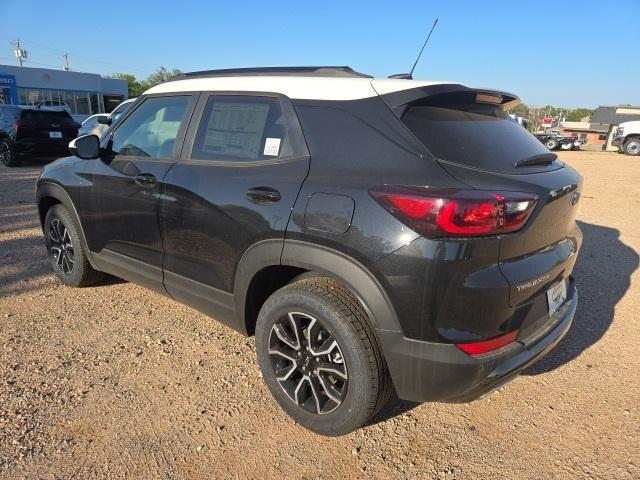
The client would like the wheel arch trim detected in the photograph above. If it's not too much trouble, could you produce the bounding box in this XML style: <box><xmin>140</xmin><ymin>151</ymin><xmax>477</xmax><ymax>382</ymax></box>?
<box><xmin>36</xmin><ymin>182</ymin><xmax>97</xmax><ymax>269</ymax></box>
<box><xmin>234</xmin><ymin>239</ymin><xmax>403</xmax><ymax>335</ymax></box>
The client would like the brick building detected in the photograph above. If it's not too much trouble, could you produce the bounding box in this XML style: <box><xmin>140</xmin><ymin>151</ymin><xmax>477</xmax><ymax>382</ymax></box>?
<box><xmin>558</xmin><ymin>121</ymin><xmax>609</xmax><ymax>146</ymax></box>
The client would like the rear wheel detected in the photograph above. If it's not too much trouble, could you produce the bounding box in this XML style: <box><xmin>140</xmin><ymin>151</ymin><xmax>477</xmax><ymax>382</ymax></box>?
<box><xmin>623</xmin><ymin>137</ymin><xmax>640</xmax><ymax>156</ymax></box>
<box><xmin>44</xmin><ymin>205</ymin><xmax>104</xmax><ymax>287</ymax></box>
<box><xmin>545</xmin><ymin>138</ymin><xmax>558</xmax><ymax>150</ymax></box>
<box><xmin>0</xmin><ymin>138</ymin><xmax>19</xmax><ymax>167</ymax></box>
<box><xmin>255</xmin><ymin>276</ymin><xmax>391</xmax><ymax>436</ymax></box>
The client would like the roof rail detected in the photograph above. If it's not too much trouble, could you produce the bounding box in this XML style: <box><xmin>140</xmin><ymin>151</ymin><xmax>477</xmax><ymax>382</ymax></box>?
<box><xmin>170</xmin><ymin>66</ymin><xmax>372</xmax><ymax>81</ymax></box>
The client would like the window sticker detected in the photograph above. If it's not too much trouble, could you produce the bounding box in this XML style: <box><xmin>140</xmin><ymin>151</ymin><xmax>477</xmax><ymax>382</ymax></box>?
<box><xmin>264</xmin><ymin>137</ymin><xmax>281</xmax><ymax>156</ymax></box>
<box><xmin>201</xmin><ymin>102</ymin><xmax>270</xmax><ymax>159</ymax></box>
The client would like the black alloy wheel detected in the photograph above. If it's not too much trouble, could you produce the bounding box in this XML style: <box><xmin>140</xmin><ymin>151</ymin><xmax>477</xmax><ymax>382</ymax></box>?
<box><xmin>268</xmin><ymin>311</ymin><xmax>348</xmax><ymax>415</ymax></box>
<box><xmin>44</xmin><ymin>205</ymin><xmax>104</xmax><ymax>287</ymax></box>
<box><xmin>49</xmin><ymin>217</ymin><xmax>75</xmax><ymax>275</ymax></box>
<box><xmin>255</xmin><ymin>276</ymin><xmax>391</xmax><ymax>436</ymax></box>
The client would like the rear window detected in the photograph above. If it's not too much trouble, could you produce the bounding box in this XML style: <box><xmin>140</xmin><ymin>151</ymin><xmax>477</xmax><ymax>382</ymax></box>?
<box><xmin>400</xmin><ymin>92</ymin><xmax>556</xmax><ymax>173</ymax></box>
<box><xmin>20</xmin><ymin>110</ymin><xmax>74</xmax><ymax>123</ymax></box>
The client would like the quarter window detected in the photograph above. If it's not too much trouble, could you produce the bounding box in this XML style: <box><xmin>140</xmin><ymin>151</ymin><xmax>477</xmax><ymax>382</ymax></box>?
<box><xmin>191</xmin><ymin>95</ymin><xmax>292</xmax><ymax>162</ymax></box>
<box><xmin>110</xmin><ymin>96</ymin><xmax>189</xmax><ymax>159</ymax></box>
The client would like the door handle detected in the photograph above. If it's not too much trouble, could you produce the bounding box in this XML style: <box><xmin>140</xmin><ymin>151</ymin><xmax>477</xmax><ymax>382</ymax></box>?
<box><xmin>134</xmin><ymin>173</ymin><xmax>157</xmax><ymax>187</ymax></box>
<box><xmin>246</xmin><ymin>187</ymin><xmax>281</xmax><ymax>204</ymax></box>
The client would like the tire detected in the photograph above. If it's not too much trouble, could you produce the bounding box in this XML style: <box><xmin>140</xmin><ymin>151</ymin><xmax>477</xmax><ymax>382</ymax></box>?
<box><xmin>255</xmin><ymin>276</ymin><xmax>391</xmax><ymax>436</ymax></box>
<box><xmin>623</xmin><ymin>137</ymin><xmax>640</xmax><ymax>156</ymax></box>
<box><xmin>44</xmin><ymin>205</ymin><xmax>104</xmax><ymax>287</ymax></box>
<box><xmin>545</xmin><ymin>139</ymin><xmax>558</xmax><ymax>150</ymax></box>
<box><xmin>0</xmin><ymin>138</ymin><xmax>20</xmax><ymax>167</ymax></box>
<box><xmin>560</xmin><ymin>142</ymin><xmax>573</xmax><ymax>150</ymax></box>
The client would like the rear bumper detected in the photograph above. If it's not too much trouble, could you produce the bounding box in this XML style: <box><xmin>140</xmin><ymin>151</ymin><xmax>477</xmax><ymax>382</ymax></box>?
<box><xmin>15</xmin><ymin>140</ymin><xmax>71</xmax><ymax>157</ymax></box>
<box><xmin>378</xmin><ymin>283</ymin><xmax>577</xmax><ymax>403</ymax></box>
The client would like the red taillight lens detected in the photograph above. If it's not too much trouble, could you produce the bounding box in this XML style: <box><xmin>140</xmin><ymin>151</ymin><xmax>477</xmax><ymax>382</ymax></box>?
<box><xmin>370</xmin><ymin>186</ymin><xmax>537</xmax><ymax>238</ymax></box>
<box><xmin>455</xmin><ymin>330</ymin><xmax>519</xmax><ymax>355</ymax></box>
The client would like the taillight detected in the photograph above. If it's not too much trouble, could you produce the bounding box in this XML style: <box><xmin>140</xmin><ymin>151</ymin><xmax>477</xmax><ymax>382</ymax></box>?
<box><xmin>370</xmin><ymin>186</ymin><xmax>538</xmax><ymax>238</ymax></box>
<box><xmin>13</xmin><ymin>122</ymin><xmax>21</xmax><ymax>133</ymax></box>
<box><xmin>455</xmin><ymin>330</ymin><xmax>519</xmax><ymax>355</ymax></box>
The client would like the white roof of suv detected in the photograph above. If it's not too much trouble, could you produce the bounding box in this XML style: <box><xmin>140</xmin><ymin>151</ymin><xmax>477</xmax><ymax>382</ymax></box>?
<box><xmin>144</xmin><ymin>67</ymin><xmax>457</xmax><ymax>101</ymax></box>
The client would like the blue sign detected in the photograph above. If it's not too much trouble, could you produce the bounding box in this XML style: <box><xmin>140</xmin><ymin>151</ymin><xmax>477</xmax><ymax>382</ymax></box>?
<box><xmin>0</xmin><ymin>74</ymin><xmax>18</xmax><ymax>104</ymax></box>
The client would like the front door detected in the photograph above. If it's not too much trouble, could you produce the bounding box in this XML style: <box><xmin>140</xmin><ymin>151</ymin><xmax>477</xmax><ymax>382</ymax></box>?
<box><xmin>78</xmin><ymin>94</ymin><xmax>196</xmax><ymax>290</ymax></box>
<box><xmin>160</xmin><ymin>94</ymin><xmax>310</xmax><ymax>327</ymax></box>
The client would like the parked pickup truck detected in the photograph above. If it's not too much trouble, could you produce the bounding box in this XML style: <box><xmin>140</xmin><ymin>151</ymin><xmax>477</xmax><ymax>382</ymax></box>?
<box><xmin>612</xmin><ymin>121</ymin><xmax>640</xmax><ymax>156</ymax></box>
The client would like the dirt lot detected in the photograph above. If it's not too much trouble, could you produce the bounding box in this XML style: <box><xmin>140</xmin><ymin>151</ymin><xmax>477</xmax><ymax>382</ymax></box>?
<box><xmin>0</xmin><ymin>150</ymin><xmax>638</xmax><ymax>479</ymax></box>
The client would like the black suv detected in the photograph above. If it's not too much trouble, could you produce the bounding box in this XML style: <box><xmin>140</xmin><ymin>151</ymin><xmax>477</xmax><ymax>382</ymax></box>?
<box><xmin>0</xmin><ymin>105</ymin><xmax>80</xmax><ymax>166</ymax></box>
<box><xmin>36</xmin><ymin>67</ymin><xmax>582</xmax><ymax>436</ymax></box>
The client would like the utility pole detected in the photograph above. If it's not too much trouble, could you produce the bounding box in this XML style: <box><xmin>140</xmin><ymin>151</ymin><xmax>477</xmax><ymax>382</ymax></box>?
<box><xmin>12</xmin><ymin>39</ymin><xmax>27</xmax><ymax>66</ymax></box>
<box><xmin>63</xmin><ymin>53</ymin><xmax>70</xmax><ymax>71</ymax></box>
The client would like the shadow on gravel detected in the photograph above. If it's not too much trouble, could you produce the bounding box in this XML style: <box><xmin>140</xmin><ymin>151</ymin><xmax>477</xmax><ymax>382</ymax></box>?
<box><xmin>370</xmin><ymin>220</ymin><xmax>639</xmax><ymax>424</ymax></box>
<box><xmin>525</xmin><ymin>221</ymin><xmax>638</xmax><ymax>375</ymax></box>
<box><xmin>369</xmin><ymin>391</ymin><xmax>420</xmax><ymax>426</ymax></box>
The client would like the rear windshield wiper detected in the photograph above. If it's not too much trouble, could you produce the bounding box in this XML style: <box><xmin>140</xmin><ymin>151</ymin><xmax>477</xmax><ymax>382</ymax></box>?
<box><xmin>514</xmin><ymin>153</ymin><xmax>557</xmax><ymax>168</ymax></box>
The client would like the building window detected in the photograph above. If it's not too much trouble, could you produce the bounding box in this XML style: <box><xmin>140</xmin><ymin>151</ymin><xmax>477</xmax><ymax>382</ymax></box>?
<box><xmin>103</xmin><ymin>94</ymin><xmax>125</xmax><ymax>113</ymax></box>
<box><xmin>74</xmin><ymin>92</ymin><xmax>90</xmax><ymax>115</ymax></box>
<box><xmin>15</xmin><ymin>87</ymin><xmax>107</xmax><ymax>115</ymax></box>
<box><xmin>28</xmin><ymin>89</ymin><xmax>44</xmax><ymax>105</ymax></box>
<box><xmin>89</xmin><ymin>93</ymin><xmax>100</xmax><ymax>115</ymax></box>
<box><xmin>18</xmin><ymin>88</ymin><xmax>28</xmax><ymax>105</ymax></box>
<box><xmin>51</xmin><ymin>91</ymin><xmax>64</xmax><ymax>107</ymax></box>
<box><xmin>62</xmin><ymin>91</ymin><xmax>76</xmax><ymax>113</ymax></box>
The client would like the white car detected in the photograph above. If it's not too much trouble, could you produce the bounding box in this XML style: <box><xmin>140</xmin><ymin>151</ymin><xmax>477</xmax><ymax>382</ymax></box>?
<box><xmin>78</xmin><ymin>98</ymin><xmax>136</xmax><ymax>137</ymax></box>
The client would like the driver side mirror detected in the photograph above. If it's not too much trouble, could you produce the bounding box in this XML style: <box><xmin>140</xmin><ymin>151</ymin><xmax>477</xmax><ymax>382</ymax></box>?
<box><xmin>97</xmin><ymin>115</ymin><xmax>111</xmax><ymax>125</ymax></box>
<box><xmin>69</xmin><ymin>134</ymin><xmax>100</xmax><ymax>159</ymax></box>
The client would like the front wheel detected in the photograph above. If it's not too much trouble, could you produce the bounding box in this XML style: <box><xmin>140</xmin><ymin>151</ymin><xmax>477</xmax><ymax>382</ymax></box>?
<box><xmin>44</xmin><ymin>205</ymin><xmax>104</xmax><ymax>287</ymax></box>
<box><xmin>255</xmin><ymin>276</ymin><xmax>391</xmax><ymax>436</ymax></box>
<box><xmin>560</xmin><ymin>142</ymin><xmax>573</xmax><ymax>150</ymax></box>
<box><xmin>623</xmin><ymin>138</ymin><xmax>640</xmax><ymax>156</ymax></box>
<box><xmin>0</xmin><ymin>138</ymin><xmax>19</xmax><ymax>167</ymax></box>
<box><xmin>545</xmin><ymin>139</ymin><xmax>558</xmax><ymax>150</ymax></box>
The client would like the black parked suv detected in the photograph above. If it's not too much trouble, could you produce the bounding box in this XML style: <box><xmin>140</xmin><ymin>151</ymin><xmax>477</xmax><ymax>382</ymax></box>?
<box><xmin>36</xmin><ymin>67</ymin><xmax>582</xmax><ymax>436</ymax></box>
<box><xmin>0</xmin><ymin>105</ymin><xmax>80</xmax><ymax>166</ymax></box>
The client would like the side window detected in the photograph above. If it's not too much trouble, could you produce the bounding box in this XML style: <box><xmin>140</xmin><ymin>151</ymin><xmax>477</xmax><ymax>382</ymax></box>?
<box><xmin>110</xmin><ymin>96</ymin><xmax>190</xmax><ymax>159</ymax></box>
<box><xmin>191</xmin><ymin>95</ymin><xmax>293</xmax><ymax>162</ymax></box>
<box><xmin>111</xmin><ymin>101</ymin><xmax>131</xmax><ymax>122</ymax></box>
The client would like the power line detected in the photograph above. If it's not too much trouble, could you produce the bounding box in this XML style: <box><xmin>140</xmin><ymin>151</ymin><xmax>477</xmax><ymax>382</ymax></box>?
<box><xmin>2</xmin><ymin>34</ymin><xmax>148</xmax><ymax>74</ymax></box>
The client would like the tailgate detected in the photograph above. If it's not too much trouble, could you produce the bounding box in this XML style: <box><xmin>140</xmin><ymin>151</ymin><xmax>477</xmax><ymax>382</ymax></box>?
<box><xmin>383</xmin><ymin>83</ymin><xmax>584</xmax><ymax>308</ymax></box>
<box><xmin>441</xmin><ymin>162</ymin><xmax>583</xmax><ymax>307</ymax></box>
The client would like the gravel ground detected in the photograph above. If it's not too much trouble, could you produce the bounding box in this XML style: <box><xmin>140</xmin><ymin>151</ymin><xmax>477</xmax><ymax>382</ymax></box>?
<box><xmin>0</xmin><ymin>151</ymin><xmax>638</xmax><ymax>479</ymax></box>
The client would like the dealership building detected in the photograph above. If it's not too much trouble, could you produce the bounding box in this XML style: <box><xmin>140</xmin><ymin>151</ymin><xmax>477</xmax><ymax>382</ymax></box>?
<box><xmin>0</xmin><ymin>64</ymin><xmax>128</xmax><ymax>121</ymax></box>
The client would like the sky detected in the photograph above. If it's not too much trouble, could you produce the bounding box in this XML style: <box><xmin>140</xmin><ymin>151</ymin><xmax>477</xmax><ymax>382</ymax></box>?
<box><xmin>1</xmin><ymin>0</ymin><xmax>638</xmax><ymax>108</ymax></box>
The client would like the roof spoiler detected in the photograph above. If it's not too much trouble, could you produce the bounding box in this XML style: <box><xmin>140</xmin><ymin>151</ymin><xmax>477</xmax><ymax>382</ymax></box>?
<box><xmin>376</xmin><ymin>83</ymin><xmax>521</xmax><ymax>116</ymax></box>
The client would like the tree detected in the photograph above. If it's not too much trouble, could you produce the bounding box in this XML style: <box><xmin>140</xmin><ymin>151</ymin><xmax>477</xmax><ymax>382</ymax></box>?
<box><xmin>109</xmin><ymin>72</ymin><xmax>143</xmax><ymax>97</ymax></box>
<box><xmin>139</xmin><ymin>66</ymin><xmax>182</xmax><ymax>91</ymax></box>
<box><xmin>109</xmin><ymin>66</ymin><xmax>182</xmax><ymax>98</ymax></box>
<box><xmin>565</xmin><ymin>108</ymin><xmax>594</xmax><ymax>122</ymax></box>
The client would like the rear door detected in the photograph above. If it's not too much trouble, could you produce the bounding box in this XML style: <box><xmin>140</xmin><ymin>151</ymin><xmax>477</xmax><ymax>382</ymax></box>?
<box><xmin>159</xmin><ymin>93</ymin><xmax>309</xmax><ymax>325</ymax></box>
<box><xmin>78</xmin><ymin>94</ymin><xmax>196</xmax><ymax>291</ymax></box>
